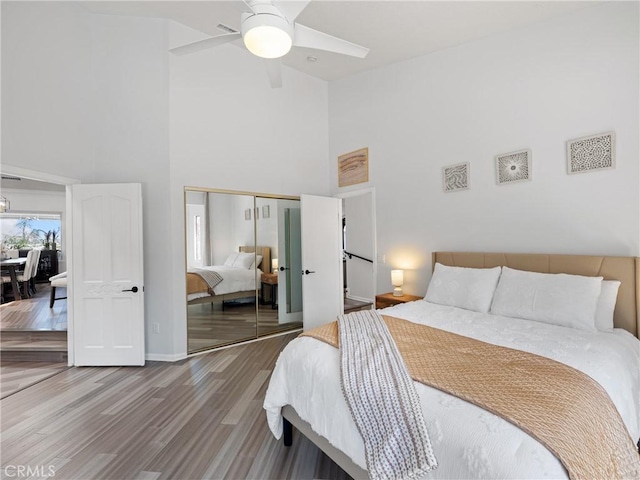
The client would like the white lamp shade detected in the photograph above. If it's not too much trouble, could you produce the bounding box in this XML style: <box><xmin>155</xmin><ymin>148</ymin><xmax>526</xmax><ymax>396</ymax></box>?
<box><xmin>391</xmin><ymin>269</ymin><xmax>404</xmax><ymax>297</ymax></box>
<box><xmin>391</xmin><ymin>270</ymin><xmax>404</xmax><ymax>287</ymax></box>
<box><xmin>272</xmin><ymin>258</ymin><xmax>278</xmax><ymax>273</ymax></box>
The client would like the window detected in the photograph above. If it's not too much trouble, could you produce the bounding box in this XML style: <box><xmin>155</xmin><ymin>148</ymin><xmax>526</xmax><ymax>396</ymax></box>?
<box><xmin>194</xmin><ymin>215</ymin><xmax>201</xmax><ymax>261</ymax></box>
<box><xmin>0</xmin><ymin>212</ymin><xmax>62</xmax><ymax>250</ymax></box>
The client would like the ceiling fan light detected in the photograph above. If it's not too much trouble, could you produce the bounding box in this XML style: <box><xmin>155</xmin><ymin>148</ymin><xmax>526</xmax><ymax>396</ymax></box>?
<box><xmin>244</xmin><ymin>25</ymin><xmax>292</xmax><ymax>59</ymax></box>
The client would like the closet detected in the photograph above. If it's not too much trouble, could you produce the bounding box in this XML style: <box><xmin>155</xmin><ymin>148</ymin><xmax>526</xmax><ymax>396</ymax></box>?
<box><xmin>184</xmin><ymin>188</ymin><xmax>304</xmax><ymax>353</ymax></box>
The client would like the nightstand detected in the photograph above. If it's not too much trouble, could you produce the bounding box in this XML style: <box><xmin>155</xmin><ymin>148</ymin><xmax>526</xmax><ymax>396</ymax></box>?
<box><xmin>375</xmin><ymin>292</ymin><xmax>422</xmax><ymax>309</ymax></box>
<box><xmin>261</xmin><ymin>273</ymin><xmax>278</xmax><ymax>309</ymax></box>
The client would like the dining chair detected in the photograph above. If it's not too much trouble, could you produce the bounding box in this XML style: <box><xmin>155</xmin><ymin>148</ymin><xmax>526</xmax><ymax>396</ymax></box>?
<box><xmin>0</xmin><ymin>250</ymin><xmax>37</xmax><ymax>299</ymax></box>
<box><xmin>49</xmin><ymin>271</ymin><xmax>67</xmax><ymax>308</ymax></box>
<box><xmin>28</xmin><ymin>249</ymin><xmax>42</xmax><ymax>295</ymax></box>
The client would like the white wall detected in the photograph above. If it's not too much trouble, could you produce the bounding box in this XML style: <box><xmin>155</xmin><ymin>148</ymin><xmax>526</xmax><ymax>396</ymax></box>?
<box><xmin>87</xmin><ymin>13</ymin><xmax>172</xmax><ymax>359</ymax></box>
<box><xmin>2</xmin><ymin>4</ymin><xmax>174</xmax><ymax>359</ymax></box>
<box><xmin>0</xmin><ymin>189</ymin><xmax>65</xmax><ymax>216</ymax></box>
<box><xmin>168</xmin><ymin>22</ymin><xmax>330</xmax><ymax>358</ymax></box>
<box><xmin>1</xmin><ymin>2</ymin><xmax>95</xmax><ymax>179</ymax></box>
<box><xmin>329</xmin><ymin>2</ymin><xmax>640</xmax><ymax>297</ymax></box>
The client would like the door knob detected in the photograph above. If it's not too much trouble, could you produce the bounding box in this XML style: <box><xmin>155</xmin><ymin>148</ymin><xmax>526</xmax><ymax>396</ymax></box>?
<box><xmin>279</xmin><ymin>266</ymin><xmax>290</xmax><ymax>271</ymax></box>
<box><xmin>122</xmin><ymin>286</ymin><xmax>139</xmax><ymax>293</ymax></box>
<box><xmin>304</xmin><ymin>270</ymin><xmax>316</xmax><ymax>275</ymax></box>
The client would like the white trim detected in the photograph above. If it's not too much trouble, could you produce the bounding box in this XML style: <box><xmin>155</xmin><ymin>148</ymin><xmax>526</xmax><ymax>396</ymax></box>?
<box><xmin>146</xmin><ymin>353</ymin><xmax>188</xmax><ymax>362</ymax></box>
<box><xmin>346</xmin><ymin>293</ymin><xmax>374</xmax><ymax>305</ymax></box>
<box><xmin>1</xmin><ymin>164</ymin><xmax>80</xmax><ymax>185</ymax></box>
<box><xmin>66</xmin><ymin>187</ymin><xmax>74</xmax><ymax>366</ymax></box>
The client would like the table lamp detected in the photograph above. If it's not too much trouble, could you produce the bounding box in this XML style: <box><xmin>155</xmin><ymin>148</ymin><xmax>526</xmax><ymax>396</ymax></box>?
<box><xmin>391</xmin><ymin>269</ymin><xmax>404</xmax><ymax>297</ymax></box>
<box><xmin>272</xmin><ymin>258</ymin><xmax>278</xmax><ymax>273</ymax></box>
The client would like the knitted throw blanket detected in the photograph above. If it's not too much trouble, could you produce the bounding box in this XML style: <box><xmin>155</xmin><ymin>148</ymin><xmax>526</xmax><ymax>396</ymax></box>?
<box><xmin>302</xmin><ymin>315</ymin><xmax>640</xmax><ymax>480</ymax></box>
<box><xmin>332</xmin><ymin>311</ymin><xmax>438</xmax><ymax>480</ymax></box>
<box><xmin>187</xmin><ymin>268</ymin><xmax>223</xmax><ymax>293</ymax></box>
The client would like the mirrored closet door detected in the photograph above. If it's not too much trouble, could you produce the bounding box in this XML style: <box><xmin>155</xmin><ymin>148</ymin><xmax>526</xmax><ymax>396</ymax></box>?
<box><xmin>185</xmin><ymin>188</ymin><xmax>303</xmax><ymax>354</ymax></box>
<box><xmin>256</xmin><ymin>196</ymin><xmax>303</xmax><ymax>337</ymax></box>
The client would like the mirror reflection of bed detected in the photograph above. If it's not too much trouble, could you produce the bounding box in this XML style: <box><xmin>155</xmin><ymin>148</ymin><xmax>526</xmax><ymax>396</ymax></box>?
<box><xmin>185</xmin><ymin>189</ymin><xmax>303</xmax><ymax>353</ymax></box>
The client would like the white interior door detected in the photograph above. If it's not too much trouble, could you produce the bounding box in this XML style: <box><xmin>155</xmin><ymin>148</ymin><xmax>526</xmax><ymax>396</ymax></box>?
<box><xmin>71</xmin><ymin>183</ymin><xmax>145</xmax><ymax>366</ymax></box>
<box><xmin>301</xmin><ymin>194</ymin><xmax>343</xmax><ymax>331</ymax></box>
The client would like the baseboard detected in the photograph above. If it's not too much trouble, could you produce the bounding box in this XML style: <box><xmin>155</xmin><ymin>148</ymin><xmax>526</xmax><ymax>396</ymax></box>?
<box><xmin>345</xmin><ymin>294</ymin><xmax>374</xmax><ymax>304</ymax></box>
<box><xmin>145</xmin><ymin>352</ymin><xmax>187</xmax><ymax>363</ymax></box>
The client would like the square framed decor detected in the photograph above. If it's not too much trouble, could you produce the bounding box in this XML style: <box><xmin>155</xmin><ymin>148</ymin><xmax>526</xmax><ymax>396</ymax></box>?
<box><xmin>443</xmin><ymin>162</ymin><xmax>469</xmax><ymax>192</ymax></box>
<box><xmin>496</xmin><ymin>149</ymin><xmax>531</xmax><ymax>185</ymax></box>
<box><xmin>567</xmin><ymin>131</ymin><xmax>615</xmax><ymax>174</ymax></box>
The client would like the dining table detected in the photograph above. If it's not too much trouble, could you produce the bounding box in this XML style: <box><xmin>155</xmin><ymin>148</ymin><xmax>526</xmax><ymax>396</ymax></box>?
<box><xmin>1</xmin><ymin>257</ymin><xmax>28</xmax><ymax>301</ymax></box>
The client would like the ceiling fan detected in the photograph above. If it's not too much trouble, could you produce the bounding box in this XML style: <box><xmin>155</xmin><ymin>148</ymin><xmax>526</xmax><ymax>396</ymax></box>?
<box><xmin>169</xmin><ymin>0</ymin><xmax>369</xmax><ymax>88</ymax></box>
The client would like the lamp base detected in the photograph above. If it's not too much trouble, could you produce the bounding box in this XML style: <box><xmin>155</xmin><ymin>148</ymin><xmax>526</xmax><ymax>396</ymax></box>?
<box><xmin>393</xmin><ymin>287</ymin><xmax>403</xmax><ymax>297</ymax></box>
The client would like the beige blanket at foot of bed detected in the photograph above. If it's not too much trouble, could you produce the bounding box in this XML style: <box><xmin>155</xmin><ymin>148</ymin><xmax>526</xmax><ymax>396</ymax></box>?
<box><xmin>302</xmin><ymin>316</ymin><xmax>640</xmax><ymax>480</ymax></box>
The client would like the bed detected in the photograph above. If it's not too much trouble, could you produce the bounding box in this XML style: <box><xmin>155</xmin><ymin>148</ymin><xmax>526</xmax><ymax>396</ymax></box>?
<box><xmin>264</xmin><ymin>252</ymin><xmax>640</xmax><ymax>479</ymax></box>
<box><xmin>186</xmin><ymin>246</ymin><xmax>270</xmax><ymax>306</ymax></box>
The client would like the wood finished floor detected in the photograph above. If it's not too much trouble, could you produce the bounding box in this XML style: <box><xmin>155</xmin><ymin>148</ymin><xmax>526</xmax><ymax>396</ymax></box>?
<box><xmin>0</xmin><ymin>333</ymin><xmax>352</xmax><ymax>480</ymax></box>
<box><xmin>0</xmin><ymin>283</ymin><xmax>67</xmax><ymax>331</ymax></box>
<box><xmin>187</xmin><ymin>301</ymin><xmax>302</xmax><ymax>353</ymax></box>
<box><xmin>0</xmin><ymin>360</ymin><xmax>69</xmax><ymax>399</ymax></box>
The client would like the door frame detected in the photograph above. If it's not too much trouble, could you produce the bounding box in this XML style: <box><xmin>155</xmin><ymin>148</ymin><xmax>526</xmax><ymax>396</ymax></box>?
<box><xmin>1</xmin><ymin>164</ymin><xmax>80</xmax><ymax>365</ymax></box>
<box><xmin>335</xmin><ymin>187</ymin><xmax>377</xmax><ymax>302</ymax></box>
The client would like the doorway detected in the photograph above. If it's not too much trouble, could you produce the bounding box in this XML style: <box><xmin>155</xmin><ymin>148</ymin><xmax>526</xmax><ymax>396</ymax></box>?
<box><xmin>0</xmin><ymin>165</ymin><xmax>78</xmax><ymax>392</ymax></box>
<box><xmin>336</xmin><ymin>188</ymin><xmax>377</xmax><ymax>313</ymax></box>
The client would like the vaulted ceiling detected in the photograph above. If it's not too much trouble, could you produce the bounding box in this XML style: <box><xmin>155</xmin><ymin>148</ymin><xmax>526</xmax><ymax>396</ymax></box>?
<box><xmin>81</xmin><ymin>1</ymin><xmax>595</xmax><ymax>81</ymax></box>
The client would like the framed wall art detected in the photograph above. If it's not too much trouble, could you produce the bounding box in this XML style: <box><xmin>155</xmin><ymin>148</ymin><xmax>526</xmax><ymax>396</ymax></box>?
<box><xmin>567</xmin><ymin>131</ymin><xmax>615</xmax><ymax>174</ymax></box>
<box><xmin>496</xmin><ymin>149</ymin><xmax>531</xmax><ymax>185</ymax></box>
<box><xmin>338</xmin><ymin>147</ymin><xmax>369</xmax><ymax>187</ymax></box>
<box><xmin>443</xmin><ymin>162</ymin><xmax>469</xmax><ymax>192</ymax></box>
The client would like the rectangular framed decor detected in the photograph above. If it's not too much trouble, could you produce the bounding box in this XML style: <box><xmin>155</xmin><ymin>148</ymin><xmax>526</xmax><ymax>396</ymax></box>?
<box><xmin>338</xmin><ymin>148</ymin><xmax>369</xmax><ymax>187</ymax></box>
<box><xmin>567</xmin><ymin>131</ymin><xmax>615</xmax><ymax>174</ymax></box>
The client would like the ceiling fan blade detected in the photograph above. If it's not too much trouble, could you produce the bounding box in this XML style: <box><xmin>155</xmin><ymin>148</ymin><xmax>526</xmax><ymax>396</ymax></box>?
<box><xmin>273</xmin><ymin>0</ymin><xmax>311</xmax><ymax>23</ymax></box>
<box><xmin>264</xmin><ymin>59</ymin><xmax>283</xmax><ymax>88</ymax></box>
<box><xmin>293</xmin><ymin>23</ymin><xmax>369</xmax><ymax>58</ymax></box>
<box><xmin>170</xmin><ymin>32</ymin><xmax>242</xmax><ymax>56</ymax></box>
<box><xmin>241</xmin><ymin>0</ymin><xmax>257</xmax><ymax>14</ymax></box>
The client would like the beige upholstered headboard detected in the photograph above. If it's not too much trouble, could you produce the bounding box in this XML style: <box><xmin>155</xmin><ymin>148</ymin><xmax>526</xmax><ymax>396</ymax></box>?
<box><xmin>239</xmin><ymin>246</ymin><xmax>271</xmax><ymax>273</ymax></box>
<box><xmin>433</xmin><ymin>252</ymin><xmax>640</xmax><ymax>338</ymax></box>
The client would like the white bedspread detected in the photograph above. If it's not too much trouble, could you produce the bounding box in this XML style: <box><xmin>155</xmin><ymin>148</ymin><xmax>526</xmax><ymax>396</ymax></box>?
<box><xmin>264</xmin><ymin>300</ymin><xmax>640</xmax><ymax>479</ymax></box>
<box><xmin>198</xmin><ymin>265</ymin><xmax>261</xmax><ymax>296</ymax></box>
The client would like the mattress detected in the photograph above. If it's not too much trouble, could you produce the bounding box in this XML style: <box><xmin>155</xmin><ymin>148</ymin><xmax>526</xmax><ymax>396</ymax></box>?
<box><xmin>264</xmin><ymin>300</ymin><xmax>640</xmax><ymax>479</ymax></box>
<box><xmin>187</xmin><ymin>265</ymin><xmax>262</xmax><ymax>297</ymax></box>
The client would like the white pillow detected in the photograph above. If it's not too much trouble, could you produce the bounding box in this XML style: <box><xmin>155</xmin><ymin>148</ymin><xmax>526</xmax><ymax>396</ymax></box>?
<box><xmin>223</xmin><ymin>253</ymin><xmax>239</xmax><ymax>267</ymax></box>
<box><xmin>424</xmin><ymin>263</ymin><xmax>502</xmax><ymax>313</ymax></box>
<box><xmin>594</xmin><ymin>280</ymin><xmax>621</xmax><ymax>331</ymax></box>
<box><xmin>490</xmin><ymin>267</ymin><xmax>602</xmax><ymax>331</ymax></box>
<box><xmin>233</xmin><ymin>252</ymin><xmax>255</xmax><ymax>269</ymax></box>
<box><xmin>253</xmin><ymin>254</ymin><xmax>263</xmax><ymax>271</ymax></box>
